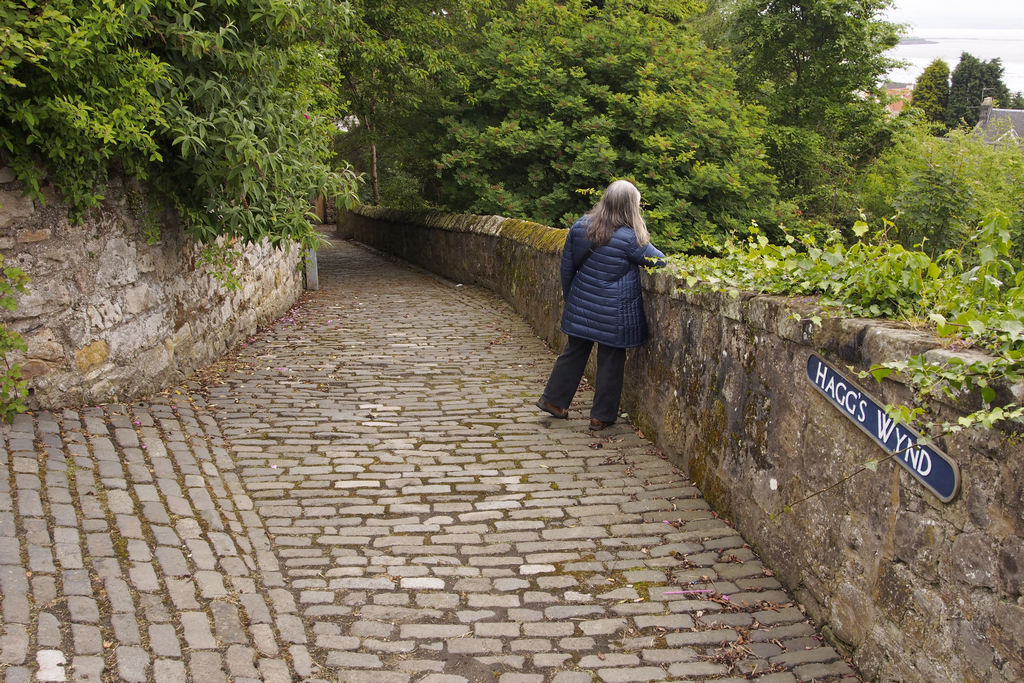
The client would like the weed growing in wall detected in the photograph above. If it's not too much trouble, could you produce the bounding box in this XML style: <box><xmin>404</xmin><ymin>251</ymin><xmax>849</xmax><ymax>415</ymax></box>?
<box><xmin>197</xmin><ymin>242</ymin><xmax>243</xmax><ymax>291</ymax></box>
<box><xmin>0</xmin><ymin>256</ymin><xmax>30</xmax><ymax>420</ymax></box>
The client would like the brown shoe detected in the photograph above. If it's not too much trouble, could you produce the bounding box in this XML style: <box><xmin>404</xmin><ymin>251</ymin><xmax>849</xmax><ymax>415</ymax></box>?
<box><xmin>589</xmin><ymin>417</ymin><xmax>614</xmax><ymax>430</ymax></box>
<box><xmin>536</xmin><ymin>398</ymin><xmax>568</xmax><ymax>419</ymax></box>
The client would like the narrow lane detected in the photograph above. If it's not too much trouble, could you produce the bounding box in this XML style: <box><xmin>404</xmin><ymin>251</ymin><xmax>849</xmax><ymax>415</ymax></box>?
<box><xmin>203</xmin><ymin>238</ymin><xmax>856</xmax><ymax>682</ymax></box>
<box><xmin>0</xmin><ymin>236</ymin><xmax>857</xmax><ymax>682</ymax></box>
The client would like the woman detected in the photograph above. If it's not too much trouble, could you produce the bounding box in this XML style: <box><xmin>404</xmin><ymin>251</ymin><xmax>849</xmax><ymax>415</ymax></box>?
<box><xmin>536</xmin><ymin>179</ymin><xmax>665</xmax><ymax>430</ymax></box>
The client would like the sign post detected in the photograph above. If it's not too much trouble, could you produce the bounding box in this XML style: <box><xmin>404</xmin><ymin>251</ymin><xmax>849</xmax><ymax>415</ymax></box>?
<box><xmin>806</xmin><ymin>353</ymin><xmax>960</xmax><ymax>502</ymax></box>
<box><xmin>304</xmin><ymin>249</ymin><xmax>319</xmax><ymax>291</ymax></box>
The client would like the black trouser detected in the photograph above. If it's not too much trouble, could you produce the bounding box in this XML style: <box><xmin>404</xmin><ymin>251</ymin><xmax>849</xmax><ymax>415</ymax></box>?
<box><xmin>541</xmin><ymin>336</ymin><xmax>626</xmax><ymax>423</ymax></box>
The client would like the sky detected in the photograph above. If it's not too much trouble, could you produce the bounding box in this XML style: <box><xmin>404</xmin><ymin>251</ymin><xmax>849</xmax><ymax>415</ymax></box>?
<box><xmin>883</xmin><ymin>0</ymin><xmax>1024</xmax><ymax>31</ymax></box>
<box><xmin>881</xmin><ymin>1</ymin><xmax>1024</xmax><ymax>92</ymax></box>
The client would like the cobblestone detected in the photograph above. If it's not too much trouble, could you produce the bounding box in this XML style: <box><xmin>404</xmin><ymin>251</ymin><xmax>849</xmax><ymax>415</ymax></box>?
<box><xmin>0</xmin><ymin>236</ymin><xmax>857</xmax><ymax>682</ymax></box>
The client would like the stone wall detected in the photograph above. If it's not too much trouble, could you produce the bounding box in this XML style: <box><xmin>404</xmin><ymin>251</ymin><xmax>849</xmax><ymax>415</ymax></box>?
<box><xmin>0</xmin><ymin>173</ymin><xmax>305</xmax><ymax>407</ymax></box>
<box><xmin>341</xmin><ymin>205</ymin><xmax>1024</xmax><ymax>683</ymax></box>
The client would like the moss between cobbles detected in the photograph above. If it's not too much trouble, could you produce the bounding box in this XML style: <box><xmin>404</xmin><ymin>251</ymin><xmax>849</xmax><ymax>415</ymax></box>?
<box><xmin>629</xmin><ymin>581</ymin><xmax>659</xmax><ymax>601</ymax></box>
<box><xmin>63</xmin><ymin>453</ymin><xmax>78</xmax><ymax>484</ymax></box>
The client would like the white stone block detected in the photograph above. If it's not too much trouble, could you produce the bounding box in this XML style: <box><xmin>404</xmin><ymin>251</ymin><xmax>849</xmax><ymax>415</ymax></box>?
<box><xmin>36</xmin><ymin>649</ymin><xmax>67</xmax><ymax>681</ymax></box>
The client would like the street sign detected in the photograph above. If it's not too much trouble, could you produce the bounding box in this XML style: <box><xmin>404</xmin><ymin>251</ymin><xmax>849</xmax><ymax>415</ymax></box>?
<box><xmin>806</xmin><ymin>353</ymin><xmax>960</xmax><ymax>502</ymax></box>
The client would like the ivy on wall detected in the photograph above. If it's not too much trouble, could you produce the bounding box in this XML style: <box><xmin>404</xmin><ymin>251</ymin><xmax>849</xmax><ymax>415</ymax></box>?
<box><xmin>664</xmin><ymin>212</ymin><xmax>1024</xmax><ymax>434</ymax></box>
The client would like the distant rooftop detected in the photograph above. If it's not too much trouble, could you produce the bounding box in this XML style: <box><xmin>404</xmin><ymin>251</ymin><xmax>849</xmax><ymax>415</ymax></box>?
<box><xmin>977</xmin><ymin>97</ymin><xmax>1024</xmax><ymax>142</ymax></box>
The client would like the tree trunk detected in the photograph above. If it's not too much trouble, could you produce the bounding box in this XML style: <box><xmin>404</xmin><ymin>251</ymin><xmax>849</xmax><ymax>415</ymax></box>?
<box><xmin>371</xmin><ymin>140</ymin><xmax>380</xmax><ymax>205</ymax></box>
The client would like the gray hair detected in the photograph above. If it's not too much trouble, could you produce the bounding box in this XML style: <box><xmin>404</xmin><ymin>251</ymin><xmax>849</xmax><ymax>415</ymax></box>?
<box><xmin>584</xmin><ymin>179</ymin><xmax>650</xmax><ymax>246</ymax></box>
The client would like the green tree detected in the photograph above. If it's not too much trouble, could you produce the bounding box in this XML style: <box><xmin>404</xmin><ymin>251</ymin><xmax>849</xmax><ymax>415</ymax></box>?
<box><xmin>148</xmin><ymin>0</ymin><xmax>359</xmax><ymax>249</ymax></box>
<box><xmin>946</xmin><ymin>52</ymin><xmax>1011</xmax><ymax>129</ymax></box>
<box><xmin>0</xmin><ymin>0</ymin><xmax>358</xmax><ymax>251</ymax></box>
<box><xmin>336</xmin><ymin>0</ymin><xmax>471</xmax><ymax>206</ymax></box>
<box><xmin>724</xmin><ymin>0</ymin><xmax>902</xmax><ymax>219</ymax></box>
<box><xmin>434</xmin><ymin>0</ymin><xmax>778</xmax><ymax>252</ymax></box>
<box><xmin>908</xmin><ymin>59</ymin><xmax>950</xmax><ymax>127</ymax></box>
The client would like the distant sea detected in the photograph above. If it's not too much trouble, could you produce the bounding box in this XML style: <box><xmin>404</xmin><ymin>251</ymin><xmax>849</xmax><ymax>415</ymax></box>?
<box><xmin>885</xmin><ymin>28</ymin><xmax>1024</xmax><ymax>95</ymax></box>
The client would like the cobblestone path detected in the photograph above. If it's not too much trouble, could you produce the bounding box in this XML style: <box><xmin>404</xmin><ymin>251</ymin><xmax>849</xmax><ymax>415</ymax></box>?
<box><xmin>0</xmin><ymin>237</ymin><xmax>858</xmax><ymax>682</ymax></box>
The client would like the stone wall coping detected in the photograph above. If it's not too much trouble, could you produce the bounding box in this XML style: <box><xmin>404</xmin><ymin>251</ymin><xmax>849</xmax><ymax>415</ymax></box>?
<box><xmin>352</xmin><ymin>205</ymin><xmax>565</xmax><ymax>252</ymax></box>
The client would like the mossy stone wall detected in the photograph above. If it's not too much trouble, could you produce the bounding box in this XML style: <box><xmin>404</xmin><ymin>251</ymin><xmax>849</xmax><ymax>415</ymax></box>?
<box><xmin>341</xmin><ymin>204</ymin><xmax>1024</xmax><ymax>683</ymax></box>
<box><xmin>0</xmin><ymin>173</ymin><xmax>304</xmax><ymax>407</ymax></box>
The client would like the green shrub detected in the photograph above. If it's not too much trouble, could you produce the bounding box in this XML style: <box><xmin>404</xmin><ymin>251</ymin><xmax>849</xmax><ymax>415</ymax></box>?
<box><xmin>861</xmin><ymin>120</ymin><xmax>1024</xmax><ymax>257</ymax></box>
<box><xmin>433</xmin><ymin>0</ymin><xmax>779</xmax><ymax>252</ymax></box>
<box><xmin>0</xmin><ymin>0</ymin><xmax>358</xmax><ymax>251</ymax></box>
<box><xmin>0</xmin><ymin>0</ymin><xmax>167</xmax><ymax>208</ymax></box>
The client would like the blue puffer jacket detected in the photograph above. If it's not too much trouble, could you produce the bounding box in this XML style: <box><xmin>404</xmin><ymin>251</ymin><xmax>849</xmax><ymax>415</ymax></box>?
<box><xmin>560</xmin><ymin>217</ymin><xmax>666</xmax><ymax>348</ymax></box>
